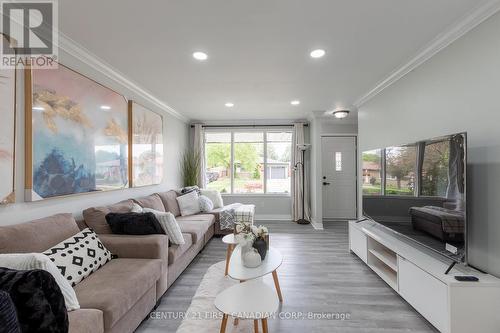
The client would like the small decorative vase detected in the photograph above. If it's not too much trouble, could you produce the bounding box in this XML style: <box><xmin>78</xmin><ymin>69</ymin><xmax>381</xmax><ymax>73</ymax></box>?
<box><xmin>253</xmin><ymin>238</ymin><xmax>267</xmax><ymax>260</ymax></box>
<box><xmin>242</xmin><ymin>248</ymin><xmax>262</xmax><ymax>268</ymax></box>
<box><xmin>239</xmin><ymin>238</ymin><xmax>253</xmax><ymax>262</ymax></box>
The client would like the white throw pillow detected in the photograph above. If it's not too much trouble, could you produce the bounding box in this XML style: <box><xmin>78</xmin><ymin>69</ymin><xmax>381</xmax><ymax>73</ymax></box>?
<box><xmin>176</xmin><ymin>191</ymin><xmax>201</xmax><ymax>216</ymax></box>
<box><xmin>199</xmin><ymin>195</ymin><xmax>214</xmax><ymax>212</ymax></box>
<box><xmin>0</xmin><ymin>253</ymin><xmax>80</xmax><ymax>311</ymax></box>
<box><xmin>43</xmin><ymin>228</ymin><xmax>112</xmax><ymax>287</ymax></box>
<box><xmin>200</xmin><ymin>189</ymin><xmax>224</xmax><ymax>209</ymax></box>
<box><xmin>130</xmin><ymin>203</ymin><xmax>144</xmax><ymax>213</ymax></box>
<box><xmin>143</xmin><ymin>208</ymin><xmax>185</xmax><ymax>245</ymax></box>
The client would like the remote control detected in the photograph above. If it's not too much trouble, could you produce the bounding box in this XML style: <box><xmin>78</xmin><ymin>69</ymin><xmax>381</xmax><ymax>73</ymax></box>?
<box><xmin>454</xmin><ymin>276</ymin><xmax>479</xmax><ymax>282</ymax></box>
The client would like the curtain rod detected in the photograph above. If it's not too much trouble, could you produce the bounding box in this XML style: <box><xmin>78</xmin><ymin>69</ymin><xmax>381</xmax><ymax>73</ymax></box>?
<box><xmin>190</xmin><ymin>123</ymin><xmax>308</xmax><ymax>128</ymax></box>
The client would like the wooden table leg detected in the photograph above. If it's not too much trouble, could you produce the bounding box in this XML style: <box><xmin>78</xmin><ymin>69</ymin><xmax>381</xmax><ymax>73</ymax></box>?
<box><xmin>220</xmin><ymin>314</ymin><xmax>228</xmax><ymax>333</ymax></box>
<box><xmin>272</xmin><ymin>270</ymin><xmax>283</xmax><ymax>302</ymax></box>
<box><xmin>254</xmin><ymin>319</ymin><xmax>259</xmax><ymax>333</ymax></box>
<box><xmin>262</xmin><ymin>318</ymin><xmax>268</xmax><ymax>333</ymax></box>
<box><xmin>224</xmin><ymin>244</ymin><xmax>233</xmax><ymax>276</ymax></box>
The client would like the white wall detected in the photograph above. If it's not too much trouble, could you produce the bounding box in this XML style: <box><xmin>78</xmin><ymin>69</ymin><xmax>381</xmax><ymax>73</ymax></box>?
<box><xmin>0</xmin><ymin>48</ymin><xmax>189</xmax><ymax>226</ymax></box>
<box><xmin>358</xmin><ymin>11</ymin><xmax>500</xmax><ymax>277</ymax></box>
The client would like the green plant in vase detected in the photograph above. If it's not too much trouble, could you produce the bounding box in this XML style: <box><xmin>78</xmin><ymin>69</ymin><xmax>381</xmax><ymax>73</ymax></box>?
<box><xmin>181</xmin><ymin>150</ymin><xmax>200</xmax><ymax>187</ymax></box>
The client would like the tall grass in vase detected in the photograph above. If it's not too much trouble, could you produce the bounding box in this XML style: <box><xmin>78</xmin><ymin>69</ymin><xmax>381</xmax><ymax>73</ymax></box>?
<box><xmin>181</xmin><ymin>150</ymin><xmax>200</xmax><ymax>187</ymax></box>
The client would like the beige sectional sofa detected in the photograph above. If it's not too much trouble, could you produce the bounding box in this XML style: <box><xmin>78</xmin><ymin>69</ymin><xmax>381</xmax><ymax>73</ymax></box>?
<box><xmin>0</xmin><ymin>213</ymin><xmax>162</xmax><ymax>333</ymax></box>
<box><xmin>0</xmin><ymin>189</ymin><xmax>231</xmax><ymax>333</ymax></box>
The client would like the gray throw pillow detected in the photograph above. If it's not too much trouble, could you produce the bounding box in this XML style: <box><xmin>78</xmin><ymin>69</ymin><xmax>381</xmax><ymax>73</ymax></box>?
<box><xmin>199</xmin><ymin>195</ymin><xmax>214</xmax><ymax>212</ymax></box>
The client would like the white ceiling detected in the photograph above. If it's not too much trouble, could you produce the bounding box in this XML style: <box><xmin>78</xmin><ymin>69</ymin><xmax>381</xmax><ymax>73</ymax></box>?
<box><xmin>59</xmin><ymin>0</ymin><xmax>489</xmax><ymax>121</ymax></box>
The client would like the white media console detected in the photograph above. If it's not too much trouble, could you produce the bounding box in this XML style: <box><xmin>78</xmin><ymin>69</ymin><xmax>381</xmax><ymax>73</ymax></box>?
<box><xmin>349</xmin><ymin>219</ymin><xmax>500</xmax><ymax>333</ymax></box>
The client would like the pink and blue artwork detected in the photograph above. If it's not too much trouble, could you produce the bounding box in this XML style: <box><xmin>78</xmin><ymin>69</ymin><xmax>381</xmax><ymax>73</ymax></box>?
<box><xmin>28</xmin><ymin>64</ymin><xmax>128</xmax><ymax>200</ymax></box>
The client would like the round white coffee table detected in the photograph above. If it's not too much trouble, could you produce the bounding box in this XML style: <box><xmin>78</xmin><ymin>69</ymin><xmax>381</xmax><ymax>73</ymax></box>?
<box><xmin>228</xmin><ymin>246</ymin><xmax>283</xmax><ymax>302</ymax></box>
<box><xmin>222</xmin><ymin>234</ymin><xmax>238</xmax><ymax>276</ymax></box>
<box><xmin>215</xmin><ymin>279</ymin><xmax>279</xmax><ymax>333</ymax></box>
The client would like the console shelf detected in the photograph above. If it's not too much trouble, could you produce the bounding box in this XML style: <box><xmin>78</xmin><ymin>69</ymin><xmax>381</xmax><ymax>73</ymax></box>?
<box><xmin>367</xmin><ymin>236</ymin><xmax>398</xmax><ymax>290</ymax></box>
<box><xmin>368</xmin><ymin>247</ymin><xmax>398</xmax><ymax>272</ymax></box>
<box><xmin>369</xmin><ymin>259</ymin><xmax>397</xmax><ymax>289</ymax></box>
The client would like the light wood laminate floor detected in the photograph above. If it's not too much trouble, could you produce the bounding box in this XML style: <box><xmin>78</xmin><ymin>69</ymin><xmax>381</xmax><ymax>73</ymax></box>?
<box><xmin>137</xmin><ymin>221</ymin><xmax>438</xmax><ymax>333</ymax></box>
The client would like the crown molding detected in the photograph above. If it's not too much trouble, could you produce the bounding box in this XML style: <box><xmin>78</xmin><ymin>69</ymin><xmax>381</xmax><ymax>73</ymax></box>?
<box><xmin>57</xmin><ymin>33</ymin><xmax>189</xmax><ymax>123</ymax></box>
<box><xmin>354</xmin><ymin>0</ymin><xmax>500</xmax><ymax>108</ymax></box>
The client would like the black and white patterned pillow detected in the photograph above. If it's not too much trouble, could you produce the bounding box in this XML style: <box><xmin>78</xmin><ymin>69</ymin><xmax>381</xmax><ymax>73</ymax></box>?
<box><xmin>43</xmin><ymin>228</ymin><xmax>112</xmax><ymax>286</ymax></box>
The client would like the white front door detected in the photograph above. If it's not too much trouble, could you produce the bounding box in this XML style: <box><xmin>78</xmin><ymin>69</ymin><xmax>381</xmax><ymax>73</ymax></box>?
<box><xmin>321</xmin><ymin>136</ymin><xmax>357</xmax><ymax>219</ymax></box>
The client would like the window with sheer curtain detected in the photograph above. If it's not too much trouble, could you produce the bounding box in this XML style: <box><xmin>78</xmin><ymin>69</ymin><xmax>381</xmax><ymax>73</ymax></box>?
<box><xmin>204</xmin><ymin>129</ymin><xmax>292</xmax><ymax>194</ymax></box>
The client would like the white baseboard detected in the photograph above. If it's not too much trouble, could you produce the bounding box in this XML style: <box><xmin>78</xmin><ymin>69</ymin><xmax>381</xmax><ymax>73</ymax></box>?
<box><xmin>310</xmin><ymin>218</ymin><xmax>324</xmax><ymax>230</ymax></box>
<box><xmin>254</xmin><ymin>214</ymin><xmax>292</xmax><ymax>221</ymax></box>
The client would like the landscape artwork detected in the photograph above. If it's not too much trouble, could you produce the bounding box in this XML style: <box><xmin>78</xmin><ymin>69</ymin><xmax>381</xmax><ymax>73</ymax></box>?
<box><xmin>131</xmin><ymin>102</ymin><xmax>163</xmax><ymax>187</ymax></box>
<box><xmin>28</xmin><ymin>65</ymin><xmax>128</xmax><ymax>200</ymax></box>
<box><xmin>0</xmin><ymin>35</ymin><xmax>16</xmax><ymax>204</ymax></box>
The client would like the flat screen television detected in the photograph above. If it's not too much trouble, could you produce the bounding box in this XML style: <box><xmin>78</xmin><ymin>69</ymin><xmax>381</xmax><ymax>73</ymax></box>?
<box><xmin>362</xmin><ymin>133</ymin><xmax>467</xmax><ymax>263</ymax></box>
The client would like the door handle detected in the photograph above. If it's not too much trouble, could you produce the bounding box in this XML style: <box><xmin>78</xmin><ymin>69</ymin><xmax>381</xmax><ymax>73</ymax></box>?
<box><xmin>323</xmin><ymin>182</ymin><xmax>331</xmax><ymax>185</ymax></box>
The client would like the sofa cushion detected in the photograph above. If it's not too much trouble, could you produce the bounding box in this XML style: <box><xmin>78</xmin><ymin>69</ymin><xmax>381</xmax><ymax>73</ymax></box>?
<box><xmin>74</xmin><ymin>258</ymin><xmax>161</xmax><ymax>329</ymax></box>
<box><xmin>199</xmin><ymin>195</ymin><xmax>214</xmax><ymax>212</ymax></box>
<box><xmin>156</xmin><ymin>190</ymin><xmax>181</xmax><ymax>217</ymax></box>
<box><xmin>68</xmin><ymin>309</ymin><xmax>103</xmax><ymax>333</ymax></box>
<box><xmin>176</xmin><ymin>191</ymin><xmax>201</xmax><ymax>216</ymax></box>
<box><xmin>0</xmin><ymin>213</ymin><xmax>80</xmax><ymax>253</ymax></box>
<box><xmin>133</xmin><ymin>194</ymin><xmax>165</xmax><ymax>212</ymax></box>
<box><xmin>200</xmin><ymin>189</ymin><xmax>224</xmax><ymax>208</ymax></box>
<box><xmin>142</xmin><ymin>209</ymin><xmax>185</xmax><ymax>245</ymax></box>
<box><xmin>168</xmin><ymin>233</ymin><xmax>193</xmax><ymax>265</ymax></box>
<box><xmin>82</xmin><ymin>200</ymin><xmax>135</xmax><ymax>234</ymax></box>
<box><xmin>175</xmin><ymin>214</ymin><xmax>215</xmax><ymax>244</ymax></box>
<box><xmin>105</xmin><ymin>212</ymin><xmax>165</xmax><ymax>236</ymax></box>
<box><xmin>44</xmin><ymin>229</ymin><xmax>112</xmax><ymax>287</ymax></box>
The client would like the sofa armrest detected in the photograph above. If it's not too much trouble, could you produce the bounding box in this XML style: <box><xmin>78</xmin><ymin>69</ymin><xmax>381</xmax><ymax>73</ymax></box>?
<box><xmin>98</xmin><ymin>234</ymin><xmax>168</xmax><ymax>261</ymax></box>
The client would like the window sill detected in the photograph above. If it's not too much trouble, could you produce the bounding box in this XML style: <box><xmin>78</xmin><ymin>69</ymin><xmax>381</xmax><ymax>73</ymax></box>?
<box><xmin>221</xmin><ymin>193</ymin><xmax>291</xmax><ymax>198</ymax></box>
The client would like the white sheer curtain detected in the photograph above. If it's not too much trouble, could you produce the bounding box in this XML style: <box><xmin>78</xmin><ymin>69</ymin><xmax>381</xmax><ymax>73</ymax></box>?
<box><xmin>291</xmin><ymin>123</ymin><xmax>311</xmax><ymax>221</ymax></box>
<box><xmin>193</xmin><ymin>124</ymin><xmax>206</xmax><ymax>188</ymax></box>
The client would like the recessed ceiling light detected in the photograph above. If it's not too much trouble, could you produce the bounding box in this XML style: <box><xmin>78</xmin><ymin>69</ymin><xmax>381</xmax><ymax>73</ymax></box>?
<box><xmin>310</xmin><ymin>49</ymin><xmax>326</xmax><ymax>58</ymax></box>
<box><xmin>290</xmin><ymin>100</ymin><xmax>300</xmax><ymax>106</ymax></box>
<box><xmin>100</xmin><ymin>105</ymin><xmax>111</xmax><ymax>110</ymax></box>
<box><xmin>332</xmin><ymin>110</ymin><xmax>350</xmax><ymax>119</ymax></box>
<box><xmin>193</xmin><ymin>51</ymin><xmax>208</xmax><ymax>61</ymax></box>
<box><xmin>225</xmin><ymin>102</ymin><xmax>234</xmax><ymax>108</ymax></box>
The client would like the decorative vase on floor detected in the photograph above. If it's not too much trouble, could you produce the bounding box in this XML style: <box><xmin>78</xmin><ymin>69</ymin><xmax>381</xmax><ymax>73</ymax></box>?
<box><xmin>253</xmin><ymin>238</ymin><xmax>267</xmax><ymax>260</ymax></box>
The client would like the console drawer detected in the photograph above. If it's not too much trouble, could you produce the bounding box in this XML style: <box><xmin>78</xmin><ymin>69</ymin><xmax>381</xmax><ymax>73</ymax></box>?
<box><xmin>399</xmin><ymin>256</ymin><xmax>448</xmax><ymax>333</ymax></box>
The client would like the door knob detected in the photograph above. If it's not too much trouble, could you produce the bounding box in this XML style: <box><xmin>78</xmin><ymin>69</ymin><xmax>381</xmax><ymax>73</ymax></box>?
<box><xmin>323</xmin><ymin>182</ymin><xmax>331</xmax><ymax>185</ymax></box>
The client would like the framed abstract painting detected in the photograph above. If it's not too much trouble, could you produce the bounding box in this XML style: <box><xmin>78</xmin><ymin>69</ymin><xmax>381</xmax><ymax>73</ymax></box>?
<box><xmin>0</xmin><ymin>34</ymin><xmax>16</xmax><ymax>204</ymax></box>
<box><xmin>129</xmin><ymin>101</ymin><xmax>163</xmax><ymax>187</ymax></box>
<box><xmin>25</xmin><ymin>64</ymin><xmax>129</xmax><ymax>201</ymax></box>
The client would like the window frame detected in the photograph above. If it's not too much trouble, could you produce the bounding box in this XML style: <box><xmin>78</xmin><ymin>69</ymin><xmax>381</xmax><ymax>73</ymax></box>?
<box><xmin>366</xmin><ymin>138</ymin><xmax>451</xmax><ymax>199</ymax></box>
<box><xmin>204</xmin><ymin>127</ymin><xmax>292</xmax><ymax>196</ymax></box>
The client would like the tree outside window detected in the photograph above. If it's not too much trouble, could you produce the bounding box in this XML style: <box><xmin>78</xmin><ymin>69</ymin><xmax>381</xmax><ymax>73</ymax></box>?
<box><xmin>385</xmin><ymin>145</ymin><xmax>416</xmax><ymax>196</ymax></box>
<box><xmin>421</xmin><ymin>140</ymin><xmax>450</xmax><ymax>197</ymax></box>
<box><xmin>362</xmin><ymin>149</ymin><xmax>382</xmax><ymax>195</ymax></box>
